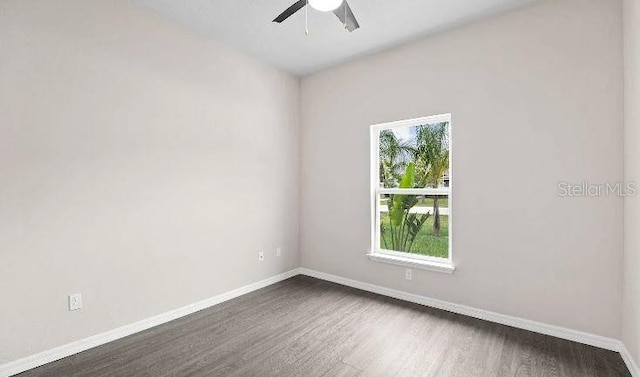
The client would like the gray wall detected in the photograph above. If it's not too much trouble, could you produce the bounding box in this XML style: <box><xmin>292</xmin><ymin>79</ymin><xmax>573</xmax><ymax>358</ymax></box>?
<box><xmin>623</xmin><ymin>0</ymin><xmax>640</xmax><ymax>367</ymax></box>
<box><xmin>0</xmin><ymin>0</ymin><xmax>300</xmax><ymax>364</ymax></box>
<box><xmin>300</xmin><ymin>0</ymin><xmax>624</xmax><ymax>339</ymax></box>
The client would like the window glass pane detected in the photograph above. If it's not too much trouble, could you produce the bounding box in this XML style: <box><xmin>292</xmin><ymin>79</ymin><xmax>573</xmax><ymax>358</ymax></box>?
<box><xmin>378</xmin><ymin>122</ymin><xmax>450</xmax><ymax>189</ymax></box>
<box><xmin>378</xmin><ymin>194</ymin><xmax>449</xmax><ymax>259</ymax></box>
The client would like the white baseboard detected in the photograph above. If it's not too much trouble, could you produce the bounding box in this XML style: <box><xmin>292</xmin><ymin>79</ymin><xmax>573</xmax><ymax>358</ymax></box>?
<box><xmin>300</xmin><ymin>268</ymin><xmax>640</xmax><ymax>374</ymax></box>
<box><xmin>298</xmin><ymin>268</ymin><xmax>622</xmax><ymax>352</ymax></box>
<box><xmin>0</xmin><ymin>269</ymin><xmax>300</xmax><ymax>377</ymax></box>
<box><xmin>2</xmin><ymin>267</ymin><xmax>636</xmax><ymax>377</ymax></box>
<box><xmin>620</xmin><ymin>344</ymin><xmax>640</xmax><ymax>377</ymax></box>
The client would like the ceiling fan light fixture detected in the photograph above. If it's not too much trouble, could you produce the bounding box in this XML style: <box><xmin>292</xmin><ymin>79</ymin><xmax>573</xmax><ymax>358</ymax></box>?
<box><xmin>308</xmin><ymin>0</ymin><xmax>344</xmax><ymax>12</ymax></box>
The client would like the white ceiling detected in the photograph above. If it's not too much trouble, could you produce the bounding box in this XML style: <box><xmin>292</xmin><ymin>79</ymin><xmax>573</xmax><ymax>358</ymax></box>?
<box><xmin>132</xmin><ymin>0</ymin><xmax>535</xmax><ymax>76</ymax></box>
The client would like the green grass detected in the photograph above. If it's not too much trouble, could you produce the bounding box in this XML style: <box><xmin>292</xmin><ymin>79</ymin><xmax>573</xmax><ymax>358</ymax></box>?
<box><xmin>379</xmin><ymin>213</ymin><xmax>449</xmax><ymax>258</ymax></box>
<box><xmin>415</xmin><ymin>197</ymin><xmax>448</xmax><ymax>208</ymax></box>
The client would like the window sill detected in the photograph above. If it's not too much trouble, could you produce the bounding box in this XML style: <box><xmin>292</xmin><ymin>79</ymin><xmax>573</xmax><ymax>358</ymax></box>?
<box><xmin>367</xmin><ymin>253</ymin><xmax>455</xmax><ymax>274</ymax></box>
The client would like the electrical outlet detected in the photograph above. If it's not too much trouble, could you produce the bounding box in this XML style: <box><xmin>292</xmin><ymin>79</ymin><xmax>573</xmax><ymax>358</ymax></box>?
<box><xmin>276</xmin><ymin>247</ymin><xmax>282</xmax><ymax>257</ymax></box>
<box><xmin>69</xmin><ymin>293</ymin><xmax>83</xmax><ymax>311</ymax></box>
<box><xmin>258</xmin><ymin>251</ymin><xmax>265</xmax><ymax>262</ymax></box>
<box><xmin>405</xmin><ymin>269</ymin><xmax>412</xmax><ymax>281</ymax></box>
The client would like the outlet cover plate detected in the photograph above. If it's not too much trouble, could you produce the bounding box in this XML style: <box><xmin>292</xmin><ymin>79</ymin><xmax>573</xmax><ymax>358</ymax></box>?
<box><xmin>69</xmin><ymin>293</ymin><xmax>83</xmax><ymax>311</ymax></box>
<box><xmin>405</xmin><ymin>269</ymin><xmax>412</xmax><ymax>281</ymax></box>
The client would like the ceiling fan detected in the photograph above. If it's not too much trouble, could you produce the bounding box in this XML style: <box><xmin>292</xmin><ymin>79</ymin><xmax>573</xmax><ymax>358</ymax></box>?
<box><xmin>273</xmin><ymin>0</ymin><xmax>360</xmax><ymax>33</ymax></box>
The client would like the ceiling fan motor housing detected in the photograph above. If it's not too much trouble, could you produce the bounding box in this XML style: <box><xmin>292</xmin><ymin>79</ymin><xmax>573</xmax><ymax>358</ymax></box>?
<box><xmin>308</xmin><ymin>0</ymin><xmax>344</xmax><ymax>12</ymax></box>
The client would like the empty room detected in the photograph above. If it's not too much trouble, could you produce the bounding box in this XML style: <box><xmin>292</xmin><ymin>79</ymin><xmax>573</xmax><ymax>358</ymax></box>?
<box><xmin>1</xmin><ymin>0</ymin><xmax>639</xmax><ymax>376</ymax></box>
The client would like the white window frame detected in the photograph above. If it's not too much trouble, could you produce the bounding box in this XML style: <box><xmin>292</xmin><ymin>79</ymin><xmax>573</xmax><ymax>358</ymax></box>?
<box><xmin>368</xmin><ymin>114</ymin><xmax>455</xmax><ymax>274</ymax></box>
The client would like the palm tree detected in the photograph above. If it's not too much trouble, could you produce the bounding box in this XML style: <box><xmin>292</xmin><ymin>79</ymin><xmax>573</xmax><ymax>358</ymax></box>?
<box><xmin>379</xmin><ymin>130</ymin><xmax>412</xmax><ymax>187</ymax></box>
<box><xmin>413</xmin><ymin>123</ymin><xmax>449</xmax><ymax>237</ymax></box>
<box><xmin>379</xmin><ymin>131</ymin><xmax>430</xmax><ymax>253</ymax></box>
<box><xmin>428</xmin><ymin>150</ymin><xmax>449</xmax><ymax>237</ymax></box>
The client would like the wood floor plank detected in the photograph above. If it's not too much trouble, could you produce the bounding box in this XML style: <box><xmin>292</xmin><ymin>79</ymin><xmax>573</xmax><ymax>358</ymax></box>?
<box><xmin>321</xmin><ymin>362</ymin><xmax>363</xmax><ymax>377</ymax></box>
<box><xmin>15</xmin><ymin>276</ymin><xmax>632</xmax><ymax>377</ymax></box>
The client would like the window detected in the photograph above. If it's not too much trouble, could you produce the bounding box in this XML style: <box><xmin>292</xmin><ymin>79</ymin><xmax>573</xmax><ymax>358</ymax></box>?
<box><xmin>369</xmin><ymin>114</ymin><xmax>454</xmax><ymax>273</ymax></box>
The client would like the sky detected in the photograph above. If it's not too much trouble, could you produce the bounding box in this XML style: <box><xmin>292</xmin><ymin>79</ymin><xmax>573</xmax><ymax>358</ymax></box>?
<box><xmin>392</xmin><ymin>126</ymin><xmax>417</xmax><ymax>144</ymax></box>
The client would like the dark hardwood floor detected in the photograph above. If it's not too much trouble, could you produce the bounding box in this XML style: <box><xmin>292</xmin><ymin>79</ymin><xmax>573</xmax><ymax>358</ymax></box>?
<box><xmin>17</xmin><ymin>276</ymin><xmax>631</xmax><ymax>377</ymax></box>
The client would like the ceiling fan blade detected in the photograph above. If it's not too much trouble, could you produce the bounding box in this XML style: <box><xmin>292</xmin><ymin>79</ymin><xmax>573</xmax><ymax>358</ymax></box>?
<box><xmin>333</xmin><ymin>1</ymin><xmax>360</xmax><ymax>32</ymax></box>
<box><xmin>273</xmin><ymin>0</ymin><xmax>307</xmax><ymax>23</ymax></box>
